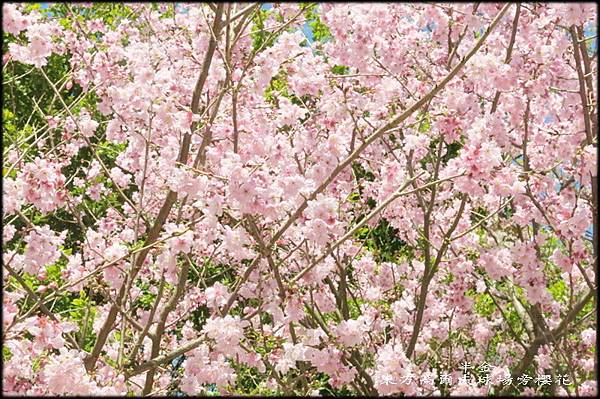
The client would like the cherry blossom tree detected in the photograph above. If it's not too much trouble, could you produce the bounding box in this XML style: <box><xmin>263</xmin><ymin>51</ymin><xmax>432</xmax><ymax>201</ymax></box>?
<box><xmin>2</xmin><ymin>2</ymin><xmax>597</xmax><ymax>396</ymax></box>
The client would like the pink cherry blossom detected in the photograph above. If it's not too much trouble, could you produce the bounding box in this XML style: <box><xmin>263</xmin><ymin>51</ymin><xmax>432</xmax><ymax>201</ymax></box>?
<box><xmin>2</xmin><ymin>3</ymin><xmax>596</xmax><ymax>396</ymax></box>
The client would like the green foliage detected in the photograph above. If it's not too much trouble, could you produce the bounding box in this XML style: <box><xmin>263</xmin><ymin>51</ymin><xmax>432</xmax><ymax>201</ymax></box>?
<box><xmin>2</xmin><ymin>53</ymin><xmax>71</xmax><ymax>136</ymax></box>
<box><xmin>472</xmin><ymin>290</ymin><xmax>495</xmax><ymax>318</ymax></box>
<box><xmin>264</xmin><ymin>72</ymin><xmax>291</xmax><ymax>105</ymax></box>
<box><xmin>470</xmin><ymin>206</ymin><xmax>489</xmax><ymax>225</ymax></box>
<box><xmin>136</xmin><ymin>289</ymin><xmax>157</xmax><ymax>310</ymax></box>
<box><xmin>3</xmin><ymin>345</ymin><xmax>12</xmax><ymax>362</ymax></box>
<box><xmin>417</xmin><ymin>112</ymin><xmax>431</xmax><ymax>133</ymax></box>
<box><xmin>331</xmin><ymin>65</ymin><xmax>350</xmax><ymax>75</ymax></box>
<box><xmin>68</xmin><ymin>291</ymin><xmax>97</xmax><ymax>352</ymax></box>
<box><xmin>350</xmin><ymin>162</ymin><xmax>377</xmax><ymax>210</ymax></box>
<box><xmin>2</xmin><ymin>109</ymin><xmax>21</xmax><ymax>156</ymax></box>
<box><xmin>346</xmin><ymin>296</ymin><xmax>365</xmax><ymax>319</ymax></box>
<box><xmin>264</xmin><ymin>70</ymin><xmax>314</xmax><ymax>111</ymax></box>
<box><xmin>355</xmin><ymin>219</ymin><xmax>409</xmax><ymax>263</ymax></box>
<box><xmin>304</xmin><ymin>4</ymin><xmax>332</xmax><ymax>43</ymax></box>
<box><xmin>548</xmin><ymin>278</ymin><xmax>568</xmax><ymax>303</ymax></box>
<box><xmin>234</xmin><ymin>364</ymin><xmax>277</xmax><ymax>395</ymax></box>
<box><xmin>442</xmin><ymin>140</ymin><xmax>463</xmax><ymax>164</ymax></box>
<box><xmin>421</xmin><ymin>136</ymin><xmax>464</xmax><ymax>167</ymax></box>
<box><xmin>350</xmin><ymin>161</ymin><xmax>414</xmax><ymax>264</ymax></box>
<box><xmin>48</xmin><ymin>3</ymin><xmax>139</xmax><ymax>30</ymax></box>
<box><xmin>251</xmin><ymin>9</ymin><xmax>277</xmax><ymax>51</ymax></box>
